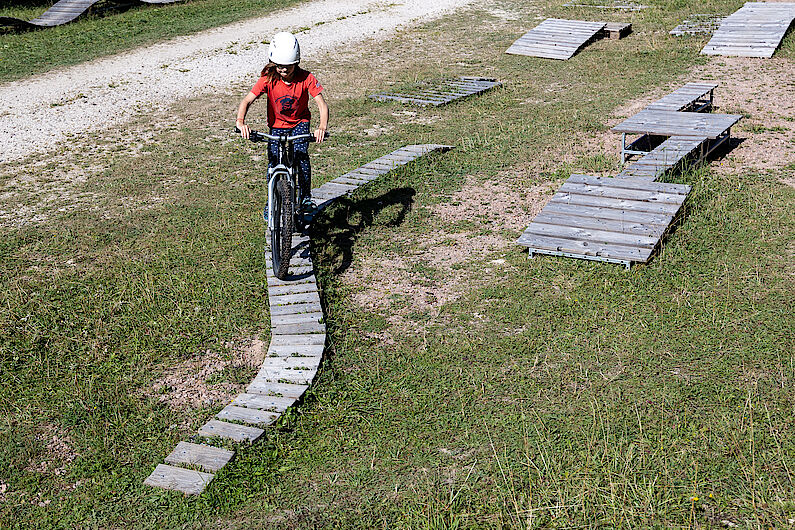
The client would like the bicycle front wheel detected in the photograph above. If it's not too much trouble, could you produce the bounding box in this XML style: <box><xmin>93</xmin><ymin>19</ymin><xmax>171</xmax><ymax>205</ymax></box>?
<box><xmin>270</xmin><ymin>175</ymin><xmax>294</xmax><ymax>280</ymax></box>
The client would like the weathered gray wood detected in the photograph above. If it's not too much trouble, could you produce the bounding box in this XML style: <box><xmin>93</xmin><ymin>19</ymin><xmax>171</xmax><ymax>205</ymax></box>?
<box><xmin>533</xmin><ymin>211</ymin><xmax>667</xmax><ymax>237</ymax></box>
<box><xmin>260</xmin><ymin>356</ymin><xmax>321</xmax><ymax>370</ymax></box>
<box><xmin>217</xmin><ymin>405</ymin><xmax>280</xmax><ymax>426</ymax></box>
<box><xmin>268</xmin><ymin>343</ymin><xmax>325</xmax><ymax>357</ymax></box>
<box><xmin>612</xmin><ymin>109</ymin><xmax>742</xmax><ymax>139</ymax></box>
<box><xmin>560</xmin><ymin>182</ymin><xmax>690</xmax><ymax>204</ymax></box>
<box><xmin>144</xmin><ymin>464</ymin><xmax>214</xmax><ymax>495</ymax></box>
<box><xmin>270</xmin><ymin>333</ymin><xmax>326</xmax><ymax>346</ymax></box>
<box><xmin>246</xmin><ymin>380</ymin><xmax>309</xmax><ymax>397</ymax></box>
<box><xmin>701</xmin><ymin>2</ymin><xmax>795</xmax><ymax>57</ymax></box>
<box><xmin>542</xmin><ymin>202</ymin><xmax>674</xmax><ymax>225</ymax></box>
<box><xmin>568</xmin><ymin>174</ymin><xmax>691</xmax><ymax>195</ymax></box>
<box><xmin>270</xmin><ymin>301</ymin><xmax>323</xmax><ymax>316</ymax></box>
<box><xmin>551</xmin><ymin>193</ymin><xmax>682</xmax><ymax>214</ymax></box>
<box><xmin>517</xmin><ymin>233</ymin><xmax>650</xmax><ymax>262</ymax></box>
<box><xmin>267</xmin><ymin>274</ymin><xmax>316</xmax><ymax>288</ymax></box>
<box><xmin>268</xmin><ymin>283</ymin><xmax>319</xmax><ymax>296</ymax></box>
<box><xmin>524</xmin><ymin>222</ymin><xmax>659</xmax><ymax>248</ymax></box>
<box><xmin>267</xmin><ymin>265</ymin><xmax>314</xmax><ymax>278</ymax></box>
<box><xmin>198</xmin><ymin>419</ymin><xmax>264</xmax><ymax>442</ymax></box>
<box><xmin>269</xmin><ymin>292</ymin><xmax>322</xmax><ymax>307</ymax></box>
<box><xmin>232</xmin><ymin>393</ymin><xmax>296</xmax><ymax>412</ymax></box>
<box><xmin>253</xmin><ymin>368</ymin><xmax>317</xmax><ymax>385</ymax></box>
<box><xmin>507</xmin><ymin>19</ymin><xmax>607</xmax><ymax>59</ymax></box>
<box><xmin>272</xmin><ymin>321</ymin><xmax>327</xmax><ymax>335</ymax></box>
<box><xmin>164</xmin><ymin>442</ymin><xmax>234</xmax><ymax>472</ymax></box>
<box><xmin>369</xmin><ymin>77</ymin><xmax>500</xmax><ymax>107</ymax></box>
<box><xmin>270</xmin><ymin>311</ymin><xmax>324</xmax><ymax>325</ymax></box>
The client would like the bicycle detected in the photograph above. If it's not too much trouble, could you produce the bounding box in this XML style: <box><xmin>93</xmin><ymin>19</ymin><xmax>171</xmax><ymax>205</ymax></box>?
<box><xmin>236</xmin><ymin>127</ymin><xmax>317</xmax><ymax>279</ymax></box>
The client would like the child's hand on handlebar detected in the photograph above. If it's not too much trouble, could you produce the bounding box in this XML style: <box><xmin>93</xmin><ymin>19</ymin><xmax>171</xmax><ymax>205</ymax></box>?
<box><xmin>237</xmin><ymin>121</ymin><xmax>251</xmax><ymax>140</ymax></box>
<box><xmin>314</xmin><ymin>127</ymin><xmax>327</xmax><ymax>144</ymax></box>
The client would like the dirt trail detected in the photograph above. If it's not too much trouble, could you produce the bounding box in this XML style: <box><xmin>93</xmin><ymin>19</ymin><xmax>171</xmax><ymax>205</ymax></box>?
<box><xmin>0</xmin><ymin>0</ymin><xmax>475</xmax><ymax>164</ymax></box>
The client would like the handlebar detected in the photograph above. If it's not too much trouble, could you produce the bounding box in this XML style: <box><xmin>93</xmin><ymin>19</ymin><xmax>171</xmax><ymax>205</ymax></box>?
<box><xmin>234</xmin><ymin>127</ymin><xmax>319</xmax><ymax>143</ymax></box>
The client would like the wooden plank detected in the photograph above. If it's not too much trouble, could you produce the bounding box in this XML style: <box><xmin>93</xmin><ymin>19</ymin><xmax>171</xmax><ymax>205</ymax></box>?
<box><xmin>270</xmin><ymin>334</ymin><xmax>326</xmax><ymax>346</ymax></box>
<box><xmin>516</xmin><ymin>233</ymin><xmax>651</xmax><ymax>262</ymax></box>
<box><xmin>144</xmin><ymin>464</ymin><xmax>214</xmax><ymax>495</ymax></box>
<box><xmin>164</xmin><ymin>442</ymin><xmax>234</xmax><ymax>473</ymax></box>
<box><xmin>550</xmin><ymin>192</ymin><xmax>682</xmax><ymax>214</ymax></box>
<box><xmin>272</xmin><ymin>321</ymin><xmax>327</xmax><ymax>335</ymax></box>
<box><xmin>542</xmin><ymin>202</ymin><xmax>674</xmax><ymax>225</ymax></box>
<box><xmin>524</xmin><ymin>221</ymin><xmax>659</xmax><ymax>248</ymax></box>
<box><xmin>270</xmin><ymin>302</ymin><xmax>323</xmax><ymax>316</ymax></box>
<box><xmin>268</xmin><ymin>283</ymin><xmax>318</xmax><ymax>296</ymax></box>
<box><xmin>245</xmin><ymin>381</ymin><xmax>308</xmax><ymax>399</ymax></box>
<box><xmin>260</xmin><ymin>356</ymin><xmax>321</xmax><ymax>370</ymax></box>
<box><xmin>270</xmin><ymin>312</ymin><xmax>324</xmax><ymax>326</ymax></box>
<box><xmin>267</xmin><ymin>274</ymin><xmax>316</xmax><ymax>287</ymax></box>
<box><xmin>268</xmin><ymin>343</ymin><xmax>325</xmax><ymax>357</ymax></box>
<box><xmin>567</xmin><ymin>174</ymin><xmax>690</xmax><ymax>194</ymax></box>
<box><xmin>559</xmin><ymin>182</ymin><xmax>689</xmax><ymax>205</ymax></box>
<box><xmin>231</xmin><ymin>393</ymin><xmax>296</xmax><ymax>412</ymax></box>
<box><xmin>198</xmin><ymin>419</ymin><xmax>264</xmax><ymax>442</ymax></box>
<box><xmin>269</xmin><ymin>292</ymin><xmax>321</xmax><ymax>306</ymax></box>
<box><xmin>533</xmin><ymin>210</ymin><xmax>667</xmax><ymax>237</ymax></box>
<box><xmin>217</xmin><ymin>405</ymin><xmax>280</xmax><ymax>426</ymax></box>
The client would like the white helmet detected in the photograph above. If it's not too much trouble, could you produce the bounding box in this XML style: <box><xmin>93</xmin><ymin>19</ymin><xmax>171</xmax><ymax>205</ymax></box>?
<box><xmin>268</xmin><ymin>32</ymin><xmax>300</xmax><ymax>65</ymax></box>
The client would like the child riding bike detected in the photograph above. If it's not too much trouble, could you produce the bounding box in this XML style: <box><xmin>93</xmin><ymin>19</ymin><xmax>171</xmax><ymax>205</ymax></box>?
<box><xmin>236</xmin><ymin>32</ymin><xmax>329</xmax><ymax>220</ymax></box>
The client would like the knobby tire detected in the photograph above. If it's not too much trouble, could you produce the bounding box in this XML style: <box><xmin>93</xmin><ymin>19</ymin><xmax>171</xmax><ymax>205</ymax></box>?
<box><xmin>270</xmin><ymin>176</ymin><xmax>294</xmax><ymax>280</ymax></box>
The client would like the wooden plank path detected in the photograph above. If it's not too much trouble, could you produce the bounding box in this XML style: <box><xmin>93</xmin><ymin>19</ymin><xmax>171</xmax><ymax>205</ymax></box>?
<box><xmin>562</xmin><ymin>1</ymin><xmax>648</xmax><ymax>10</ymax></box>
<box><xmin>144</xmin><ymin>144</ymin><xmax>453</xmax><ymax>494</ymax></box>
<box><xmin>368</xmin><ymin>77</ymin><xmax>501</xmax><ymax>107</ymax></box>
<box><xmin>516</xmin><ymin>175</ymin><xmax>691</xmax><ymax>268</ymax></box>
<box><xmin>506</xmin><ymin>19</ymin><xmax>608</xmax><ymax>60</ymax></box>
<box><xmin>0</xmin><ymin>0</ymin><xmax>182</xmax><ymax>29</ymax></box>
<box><xmin>701</xmin><ymin>2</ymin><xmax>795</xmax><ymax>58</ymax></box>
<box><xmin>670</xmin><ymin>14</ymin><xmax>726</xmax><ymax>36</ymax></box>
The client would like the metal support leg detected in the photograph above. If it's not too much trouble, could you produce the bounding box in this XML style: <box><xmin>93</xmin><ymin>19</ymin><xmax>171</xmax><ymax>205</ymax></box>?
<box><xmin>621</xmin><ymin>133</ymin><xmax>627</xmax><ymax>164</ymax></box>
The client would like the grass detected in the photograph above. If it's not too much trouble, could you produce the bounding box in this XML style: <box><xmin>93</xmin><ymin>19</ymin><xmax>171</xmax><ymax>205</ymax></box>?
<box><xmin>0</xmin><ymin>0</ymin><xmax>306</xmax><ymax>83</ymax></box>
<box><xmin>1</xmin><ymin>0</ymin><xmax>794</xmax><ymax>527</ymax></box>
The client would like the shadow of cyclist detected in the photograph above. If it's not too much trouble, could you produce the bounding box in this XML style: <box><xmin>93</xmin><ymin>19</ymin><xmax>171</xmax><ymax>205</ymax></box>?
<box><xmin>310</xmin><ymin>187</ymin><xmax>415</xmax><ymax>276</ymax></box>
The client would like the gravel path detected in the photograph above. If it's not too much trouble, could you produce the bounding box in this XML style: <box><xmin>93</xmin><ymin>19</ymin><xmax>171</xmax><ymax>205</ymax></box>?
<box><xmin>0</xmin><ymin>0</ymin><xmax>475</xmax><ymax>164</ymax></box>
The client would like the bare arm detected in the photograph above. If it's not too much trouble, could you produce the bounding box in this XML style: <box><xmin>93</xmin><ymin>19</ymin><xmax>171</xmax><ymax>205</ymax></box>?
<box><xmin>236</xmin><ymin>91</ymin><xmax>259</xmax><ymax>139</ymax></box>
<box><xmin>313</xmin><ymin>93</ymin><xmax>329</xmax><ymax>143</ymax></box>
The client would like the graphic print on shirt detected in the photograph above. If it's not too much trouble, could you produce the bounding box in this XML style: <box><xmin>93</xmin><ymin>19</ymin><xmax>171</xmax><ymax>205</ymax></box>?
<box><xmin>276</xmin><ymin>95</ymin><xmax>297</xmax><ymax>116</ymax></box>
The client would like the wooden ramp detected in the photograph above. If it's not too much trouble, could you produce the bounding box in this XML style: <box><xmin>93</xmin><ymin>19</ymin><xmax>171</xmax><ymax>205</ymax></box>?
<box><xmin>368</xmin><ymin>77</ymin><xmax>501</xmax><ymax>107</ymax></box>
<box><xmin>145</xmin><ymin>144</ymin><xmax>453</xmax><ymax>494</ymax></box>
<box><xmin>516</xmin><ymin>175</ymin><xmax>691</xmax><ymax>268</ymax></box>
<box><xmin>617</xmin><ymin>136</ymin><xmax>706</xmax><ymax>180</ymax></box>
<box><xmin>701</xmin><ymin>2</ymin><xmax>795</xmax><ymax>58</ymax></box>
<box><xmin>1</xmin><ymin>0</ymin><xmax>182</xmax><ymax>29</ymax></box>
<box><xmin>506</xmin><ymin>19</ymin><xmax>608</xmax><ymax>60</ymax></box>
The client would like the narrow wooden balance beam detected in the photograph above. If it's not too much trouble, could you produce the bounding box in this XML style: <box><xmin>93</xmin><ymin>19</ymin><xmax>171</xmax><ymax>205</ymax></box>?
<box><xmin>144</xmin><ymin>144</ymin><xmax>453</xmax><ymax>495</ymax></box>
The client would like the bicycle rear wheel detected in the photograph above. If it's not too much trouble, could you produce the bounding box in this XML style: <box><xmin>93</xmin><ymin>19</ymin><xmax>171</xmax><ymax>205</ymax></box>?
<box><xmin>270</xmin><ymin>175</ymin><xmax>294</xmax><ymax>280</ymax></box>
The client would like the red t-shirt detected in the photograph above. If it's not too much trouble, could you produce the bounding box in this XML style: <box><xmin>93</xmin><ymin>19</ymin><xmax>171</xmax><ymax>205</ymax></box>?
<box><xmin>250</xmin><ymin>68</ymin><xmax>323</xmax><ymax>129</ymax></box>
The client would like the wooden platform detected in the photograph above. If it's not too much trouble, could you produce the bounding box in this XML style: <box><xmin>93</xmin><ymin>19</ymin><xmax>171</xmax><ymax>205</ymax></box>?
<box><xmin>644</xmin><ymin>82</ymin><xmax>717</xmax><ymax>112</ymax></box>
<box><xmin>516</xmin><ymin>174</ymin><xmax>691</xmax><ymax>268</ymax></box>
<box><xmin>368</xmin><ymin>77</ymin><xmax>501</xmax><ymax>107</ymax></box>
<box><xmin>0</xmin><ymin>0</ymin><xmax>182</xmax><ymax>29</ymax></box>
<box><xmin>701</xmin><ymin>2</ymin><xmax>795</xmax><ymax>58</ymax></box>
<box><xmin>562</xmin><ymin>1</ymin><xmax>648</xmax><ymax>10</ymax></box>
<box><xmin>506</xmin><ymin>19</ymin><xmax>608</xmax><ymax>60</ymax></box>
<box><xmin>144</xmin><ymin>144</ymin><xmax>454</xmax><ymax>494</ymax></box>
<box><xmin>670</xmin><ymin>14</ymin><xmax>726</xmax><ymax>36</ymax></box>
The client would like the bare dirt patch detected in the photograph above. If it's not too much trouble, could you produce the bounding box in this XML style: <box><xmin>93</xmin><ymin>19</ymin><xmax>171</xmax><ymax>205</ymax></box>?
<box><xmin>690</xmin><ymin>57</ymin><xmax>795</xmax><ymax>177</ymax></box>
<box><xmin>342</xmin><ymin>170</ymin><xmax>560</xmax><ymax>324</ymax></box>
<box><xmin>149</xmin><ymin>337</ymin><xmax>265</xmax><ymax>411</ymax></box>
<box><xmin>24</xmin><ymin>425</ymin><xmax>79</xmax><ymax>477</ymax></box>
